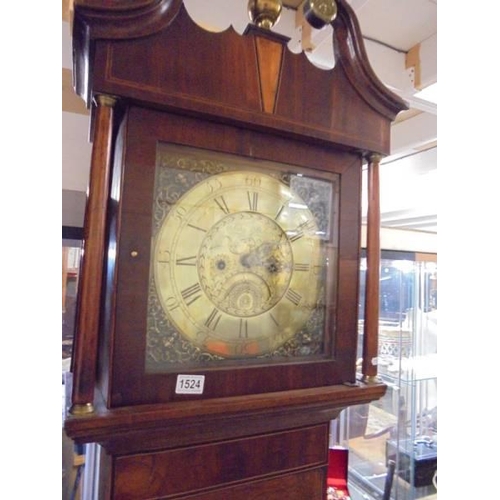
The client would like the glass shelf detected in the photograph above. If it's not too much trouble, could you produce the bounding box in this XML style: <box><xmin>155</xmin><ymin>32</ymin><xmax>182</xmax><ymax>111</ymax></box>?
<box><xmin>332</xmin><ymin>256</ymin><xmax>437</xmax><ymax>500</ymax></box>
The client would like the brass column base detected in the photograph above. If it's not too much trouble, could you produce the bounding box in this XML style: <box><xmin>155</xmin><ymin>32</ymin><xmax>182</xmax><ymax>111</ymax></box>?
<box><xmin>70</xmin><ymin>403</ymin><xmax>95</xmax><ymax>415</ymax></box>
<box><xmin>361</xmin><ymin>375</ymin><xmax>381</xmax><ymax>385</ymax></box>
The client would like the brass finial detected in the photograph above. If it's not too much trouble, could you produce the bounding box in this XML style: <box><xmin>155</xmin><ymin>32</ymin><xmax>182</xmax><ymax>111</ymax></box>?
<box><xmin>303</xmin><ymin>0</ymin><xmax>338</xmax><ymax>29</ymax></box>
<box><xmin>248</xmin><ymin>0</ymin><xmax>283</xmax><ymax>30</ymax></box>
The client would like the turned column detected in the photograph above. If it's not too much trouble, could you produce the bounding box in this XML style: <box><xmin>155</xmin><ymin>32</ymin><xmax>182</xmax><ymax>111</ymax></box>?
<box><xmin>362</xmin><ymin>153</ymin><xmax>382</xmax><ymax>382</ymax></box>
<box><xmin>70</xmin><ymin>94</ymin><xmax>117</xmax><ymax>414</ymax></box>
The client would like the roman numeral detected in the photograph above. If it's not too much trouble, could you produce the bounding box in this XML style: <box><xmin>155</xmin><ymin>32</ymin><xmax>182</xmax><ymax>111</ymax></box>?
<box><xmin>214</xmin><ymin>196</ymin><xmax>230</xmax><ymax>214</ymax></box>
<box><xmin>176</xmin><ymin>256</ymin><xmax>197</xmax><ymax>266</ymax></box>
<box><xmin>247</xmin><ymin>191</ymin><xmax>258</xmax><ymax>211</ymax></box>
<box><xmin>187</xmin><ymin>223</ymin><xmax>207</xmax><ymax>233</ymax></box>
<box><xmin>285</xmin><ymin>288</ymin><xmax>302</xmax><ymax>306</ymax></box>
<box><xmin>205</xmin><ymin>308</ymin><xmax>222</xmax><ymax>331</ymax></box>
<box><xmin>181</xmin><ymin>283</ymin><xmax>202</xmax><ymax>305</ymax></box>
<box><xmin>239</xmin><ymin>319</ymin><xmax>249</xmax><ymax>338</ymax></box>
<box><xmin>289</xmin><ymin>219</ymin><xmax>316</xmax><ymax>242</ymax></box>
<box><xmin>274</xmin><ymin>204</ymin><xmax>285</xmax><ymax>220</ymax></box>
<box><xmin>269</xmin><ymin>313</ymin><xmax>280</xmax><ymax>327</ymax></box>
<box><xmin>293</xmin><ymin>263</ymin><xmax>310</xmax><ymax>272</ymax></box>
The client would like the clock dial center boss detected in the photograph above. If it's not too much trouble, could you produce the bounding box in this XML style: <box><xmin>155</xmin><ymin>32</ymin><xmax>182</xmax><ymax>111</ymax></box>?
<box><xmin>199</xmin><ymin>210</ymin><xmax>293</xmax><ymax>316</ymax></box>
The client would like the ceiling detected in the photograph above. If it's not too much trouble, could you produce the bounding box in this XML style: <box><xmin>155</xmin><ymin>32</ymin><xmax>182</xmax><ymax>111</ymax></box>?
<box><xmin>62</xmin><ymin>0</ymin><xmax>437</xmax><ymax>235</ymax></box>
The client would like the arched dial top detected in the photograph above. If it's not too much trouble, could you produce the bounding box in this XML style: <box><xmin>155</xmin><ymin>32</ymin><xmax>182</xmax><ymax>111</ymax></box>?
<box><xmin>153</xmin><ymin>170</ymin><xmax>323</xmax><ymax>358</ymax></box>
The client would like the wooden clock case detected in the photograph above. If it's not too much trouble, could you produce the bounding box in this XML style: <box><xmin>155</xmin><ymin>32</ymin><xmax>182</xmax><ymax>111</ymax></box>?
<box><xmin>64</xmin><ymin>1</ymin><xmax>407</xmax><ymax>498</ymax></box>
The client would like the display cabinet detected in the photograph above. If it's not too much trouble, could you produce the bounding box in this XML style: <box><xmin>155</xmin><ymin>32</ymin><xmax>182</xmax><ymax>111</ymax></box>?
<box><xmin>62</xmin><ymin>241</ymin><xmax>82</xmax><ymax>367</ymax></box>
<box><xmin>333</xmin><ymin>254</ymin><xmax>437</xmax><ymax>500</ymax></box>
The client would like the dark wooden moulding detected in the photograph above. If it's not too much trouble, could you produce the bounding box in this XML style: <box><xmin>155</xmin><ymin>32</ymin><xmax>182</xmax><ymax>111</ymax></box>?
<box><xmin>64</xmin><ymin>1</ymin><xmax>407</xmax><ymax>498</ymax></box>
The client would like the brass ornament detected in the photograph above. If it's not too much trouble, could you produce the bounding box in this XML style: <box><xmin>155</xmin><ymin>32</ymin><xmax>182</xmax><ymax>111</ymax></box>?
<box><xmin>368</xmin><ymin>153</ymin><xmax>384</xmax><ymax>164</ymax></box>
<box><xmin>247</xmin><ymin>0</ymin><xmax>283</xmax><ymax>30</ymax></box>
<box><xmin>361</xmin><ymin>374</ymin><xmax>381</xmax><ymax>385</ymax></box>
<box><xmin>94</xmin><ymin>94</ymin><xmax>118</xmax><ymax>108</ymax></box>
<box><xmin>303</xmin><ymin>0</ymin><xmax>338</xmax><ymax>29</ymax></box>
<box><xmin>69</xmin><ymin>402</ymin><xmax>95</xmax><ymax>415</ymax></box>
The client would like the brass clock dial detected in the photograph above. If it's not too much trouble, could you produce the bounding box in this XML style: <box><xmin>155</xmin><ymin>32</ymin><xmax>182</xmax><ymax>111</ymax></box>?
<box><xmin>152</xmin><ymin>170</ymin><xmax>323</xmax><ymax>358</ymax></box>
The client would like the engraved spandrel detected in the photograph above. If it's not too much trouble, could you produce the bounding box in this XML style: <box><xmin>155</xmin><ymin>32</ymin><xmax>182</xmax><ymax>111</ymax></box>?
<box><xmin>152</xmin><ymin>149</ymin><xmax>230</xmax><ymax>234</ymax></box>
<box><xmin>290</xmin><ymin>175</ymin><xmax>334</xmax><ymax>239</ymax></box>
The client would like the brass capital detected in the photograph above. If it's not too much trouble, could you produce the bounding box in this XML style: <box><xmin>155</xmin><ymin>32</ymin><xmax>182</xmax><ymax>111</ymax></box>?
<box><xmin>369</xmin><ymin>153</ymin><xmax>384</xmax><ymax>165</ymax></box>
<box><xmin>94</xmin><ymin>94</ymin><xmax>118</xmax><ymax>108</ymax></box>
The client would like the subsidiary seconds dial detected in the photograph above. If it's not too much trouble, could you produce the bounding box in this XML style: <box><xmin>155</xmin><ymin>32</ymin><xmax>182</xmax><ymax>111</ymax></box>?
<box><xmin>153</xmin><ymin>171</ymin><xmax>322</xmax><ymax>358</ymax></box>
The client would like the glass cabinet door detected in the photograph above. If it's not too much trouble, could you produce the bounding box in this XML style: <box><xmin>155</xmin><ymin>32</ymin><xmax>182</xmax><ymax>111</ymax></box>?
<box><xmin>63</xmin><ymin>240</ymin><xmax>83</xmax><ymax>499</ymax></box>
<box><xmin>332</xmin><ymin>255</ymin><xmax>437</xmax><ymax>500</ymax></box>
<box><xmin>62</xmin><ymin>243</ymin><xmax>82</xmax><ymax>372</ymax></box>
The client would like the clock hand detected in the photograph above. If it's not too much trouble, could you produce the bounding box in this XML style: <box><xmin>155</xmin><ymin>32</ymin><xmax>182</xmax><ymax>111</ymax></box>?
<box><xmin>240</xmin><ymin>242</ymin><xmax>284</xmax><ymax>273</ymax></box>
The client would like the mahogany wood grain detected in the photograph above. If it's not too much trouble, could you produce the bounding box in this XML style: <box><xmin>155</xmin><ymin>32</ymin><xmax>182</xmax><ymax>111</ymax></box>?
<box><xmin>179</xmin><ymin>468</ymin><xmax>326</xmax><ymax>500</ymax></box>
<box><xmin>65</xmin><ymin>382</ymin><xmax>386</xmax><ymax>499</ymax></box>
<box><xmin>334</xmin><ymin>0</ymin><xmax>406</xmax><ymax>119</ymax></box>
<box><xmin>113</xmin><ymin>425</ymin><xmax>326</xmax><ymax>499</ymax></box>
<box><xmin>75</xmin><ymin>2</ymin><xmax>407</xmax><ymax>154</ymax></box>
<box><xmin>70</xmin><ymin>95</ymin><xmax>116</xmax><ymax>411</ymax></box>
<box><xmin>65</xmin><ymin>382</ymin><xmax>387</xmax><ymax>451</ymax></box>
<box><xmin>101</xmin><ymin>105</ymin><xmax>362</xmax><ymax>407</ymax></box>
<box><xmin>362</xmin><ymin>154</ymin><xmax>381</xmax><ymax>379</ymax></box>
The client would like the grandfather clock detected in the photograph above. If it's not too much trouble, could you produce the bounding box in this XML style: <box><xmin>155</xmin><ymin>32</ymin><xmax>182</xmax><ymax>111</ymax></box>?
<box><xmin>64</xmin><ymin>0</ymin><xmax>407</xmax><ymax>498</ymax></box>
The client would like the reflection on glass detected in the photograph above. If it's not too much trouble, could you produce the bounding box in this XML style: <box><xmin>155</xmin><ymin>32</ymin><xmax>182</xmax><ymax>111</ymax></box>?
<box><xmin>62</xmin><ymin>245</ymin><xmax>82</xmax><ymax>373</ymax></box>
<box><xmin>334</xmin><ymin>257</ymin><xmax>437</xmax><ymax>500</ymax></box>
<box><xmin>62</xmin><ymin>242</ymin><xmax>86</xmax><ymax>498</ymax></box>
<box><xmin>145</xmin><ymin>143</ymin><xmax>339</xmax><ymax>371</ymax></box>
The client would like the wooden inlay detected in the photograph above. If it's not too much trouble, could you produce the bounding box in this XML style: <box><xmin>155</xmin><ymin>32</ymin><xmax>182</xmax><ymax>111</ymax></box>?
<box><xmin>255</xmin><ymin>36</ymin><xmax>284</xmax><ymax>114</ymax></box>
